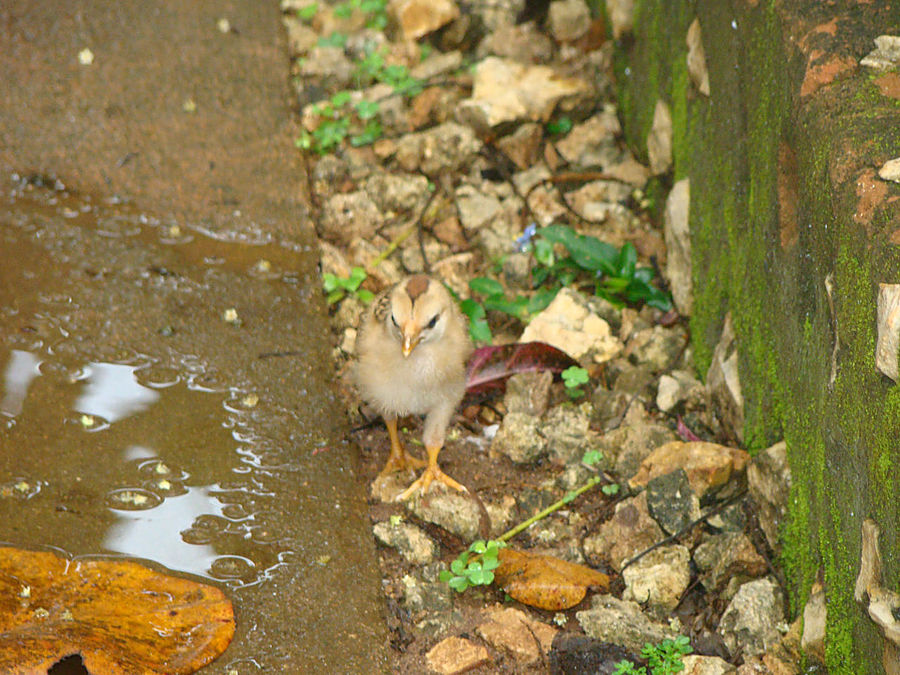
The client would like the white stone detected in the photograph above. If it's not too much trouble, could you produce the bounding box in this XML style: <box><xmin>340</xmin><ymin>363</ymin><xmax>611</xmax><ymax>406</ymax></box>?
<box><xmin>861</xmin><ymin>35</ymin><xmax>900</xmax><ymax>70</ymax></box>
<box><xmin>664</xmin><ymin>178</ymin><xmax>692</xmax><ymax>315</ymax></box>
<box><xmin>605</xmin><ymin>0</ymin><xmax>634</xmax><ymax>38</ymax></box>
<box><xmin>878</xmin><ymin>157</ymin><xmax>900</xmax><ymax>184</ymax></box>
<box><xmin>686</xmin><ymin>18</ymin><xmax>710</xmax><ymax>96</ymax></box>
<box><xmin>876</xmin><ymin>283</ymin><xmax>900</xmax><ymax>382</ymax></box>
<box><xmin>520</xmin><ymin>288</ymin><xmax>623</xmax><ymax>363</ymax></box>
<box><xmin>647</xmin><ymin>99</ymin><xmax>673</xmax><ymax>175</ymax></box>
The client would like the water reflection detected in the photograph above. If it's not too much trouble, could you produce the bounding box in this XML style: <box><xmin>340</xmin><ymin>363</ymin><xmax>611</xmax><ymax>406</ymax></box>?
<box><xmin>1</xmin><ymin>349</ymin><xmax>41</xmax><ymax>417</ymax></box>
<box><xmin>104</xmin><ymin>484</ymin><xmax>224</xmax><ymax>579</ymax></box>
<box><xmin>74</xmin><ymin>362</ymin><xmax>159</xmax><ymax>423</ymax></box>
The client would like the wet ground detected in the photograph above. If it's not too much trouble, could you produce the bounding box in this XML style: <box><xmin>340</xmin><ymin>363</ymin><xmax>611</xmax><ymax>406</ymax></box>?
<box><xmin>0</xmin><ymin>178</ymin><xmax>389</xmax><ymax>672</ymax></box>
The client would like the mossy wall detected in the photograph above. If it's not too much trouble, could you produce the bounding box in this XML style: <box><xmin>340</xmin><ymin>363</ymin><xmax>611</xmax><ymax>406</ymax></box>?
<box><xmin>615</xmin><ymin>0</ymin><xmax>900</xmax><ymax>671</ymax></box>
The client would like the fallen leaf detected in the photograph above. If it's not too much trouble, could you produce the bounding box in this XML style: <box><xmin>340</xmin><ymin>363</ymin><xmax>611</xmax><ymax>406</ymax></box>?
<box><xmin>465</xmin><ymin>341</ymin><xmax>579</xmax><ymax>399</ymax></box>
<box><xmin>0</xmin><ymin>546</ymin><xmax>234</xmax><ymax>674</ymax></box>
<box><xmin>494</xmin><ymin>549</ymin><xmax>610</xmax><ymax>611</ymax></box>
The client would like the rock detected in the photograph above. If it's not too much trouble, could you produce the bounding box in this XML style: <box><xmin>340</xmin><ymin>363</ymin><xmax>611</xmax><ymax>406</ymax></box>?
<box><xmin>402</xmin><ymin>565</ymin><xmax>453</xmax><ymax>614</ymax></box>
<box><xmin>491</xmin><ymin>412</ymin><xmax>546</xmax><ymax>464</ymax></box>
<box><xmin>681</xmin><ymin>655</ymin><xmax>737</xmax><ymax>675</ymax></box>
<box><xmin>717</xmin><ymin>578</ymin><xmax>785</xmax><ymax>658</ymax></box>
<box><xmin>597</xmin><ymin>414</ymin><xmax>678</xmax><ymax>480</ymax></box>
<box><xmin>555</xmin><ymin>108</ymin><xmax>621</xmax><ymax>168</ymax></box>
<box><xmin>432</xmin><ymin>216</ymin><xmax>469</xmax><ymax>250</ymax></box>
<box><xmin>458</xmin><ymin>57</ymin><xmax>591</xmax><ymax>128</ymax></box>
<box><xmin>747</xmin><ymin>441</ymin><xmax>791</xmax><ymax>552</ymax></box>
<box><xmin>372</xmin><ymin>520</ymin><xmax>438</xmax><ymax>564</ymax></box>
<box><xmin>694</xmin><ymin>532</ymin><xmax>768</xmax><ymax>594</ymax></box>
<box><xmin>347</xmin><ymin>238</ymin><xmax>404</xmax><ymax>287</ymax></box>
<box><xmin>410</xmin><ymin>50</ymin><xmax>464</xmax><ymax>81</ymax></box>
<box><xmin>548</xmin><ymin>0</ymin><xmax>590</xmax><ymax>43</ymax></box>
<box><xmin>622</xmin><ymin>544</ymin><xmax>690</xmax><ymax>617</ymax></box>
<box><xmin>568</xmin><ymin>179</ymin><xmax>633</xmax><ymax>216</ymax></box>
<box><xmin>477</xmin><ymin>22</ymin><xmax>554</xmax><ymax>64</ymax></box>
<box><xmin>283</xmin><ymin>16</ymin><xmax>318</xmax><ymax>55</ymax></box>
<box><xmin>549</xmin><ymin>634</ymin><xmax>634</xmax><ymax>674</ymax></box>
<box><xmin>455</xmin><ymin>185</ymin><xmax>502</xmax><ymax>233</ymax></box>
<box><xmin>879</xmin><ymin>157</ymin><xmax>900</xmax><ymax>183</ymax></box>
<box><xmin>310</xmin><ymin>154</ymin><xmax>349</xmax><ymax>199</ymax></box>
<box><xmin>576</xmin><ymin>594</ymin><xmax>678</xmax><ymax>653</ymax></box>
<box><xmin>686</xmin><ymin>18</ymin><xmax>710</xmax><ymax>96</ymax></box>
<box><xmin>876</xmin><ymin>283</ymin><xmax>900</xmax><ymax>382</ymax></box>
<box><xmin>590</xmin><ymin>386</ymin><xmax>631</xmax><ymax>430</ymax></box>
<box><xmin>319</xmin><ymin>191</ymin><xmax>383</xmax><ymax>245</ymax></box>
<box><xmin>401</xmin><ymin>239</ymin><xmax>450</xmax><ymax>274</ymax></box>
<box><xmin>645</xmin><ymin>469</ymin><xmax>701</xmax><ymax>535</ymax></box>
<box><xmin>604</xmin><ymin>151</ymin><xmax>650</xmax><ymax>187</ymax></box>
<box><xmin>502</xmin><ymin>251</ymin><xmax>533</xmax><ymax>290</ymax></box>
<box><xmin>647</xmin><ymin>100</ymin><xmax>673</xmax><ymax>175</ymax></box>
<box><xmin>860</xmin><ymin>35</ymin><xmax>900</xmax><ymax>70</ymax></box>
<box><xmin>706</xmin><ymin>313</ymin><xmax>744</xmax><ymax>442</ymax></box>
<box><xmin>630</xmin><ymin>440</ymin><xmax>751</xmax><ymax>498</ymax></box>
<box><xmin>605</xmin><ymin>0</ymin><xmax>634</xmax><ymax>38</ymax></box>
<box><xmin>626</xmin><ymin>325</ymin><xmax>686</xmax><ymax>372</ymax></box>
<box><xmin>472</xmin><ymin>0</ymin><xmax>525</xmax><ymax>31</ymax></box>
<box><xmin>300</xmin><ymin>46</ymin><xmax>354</xmax><ymax>88</ymax></box>
<box><xmin>389</xmin><ymin>0</ymin><xmax>459</xmax><ymax>40</ymax></box>
<box><xmin>512</xmin><ymin>166</ymin><xmax>567</xmax><ymax>225</ymax></box>
<box><xmin>800</xmin><ymin>580</ymin><xmax>826</xmax><ymax>664</ymax></box>
<box><xmin>425</xmin><ymin>636</ymin><xmax>491</xmax><ymax>674</ymax></box>
<box><xmin>664</xmin><ymin>178</ymin><xmax>692</xmax><ymax>315</ymax></box>
<box><xmin>364</xmin><ymin>171</ymin><xmax>429</xmax><ymax>214</ymax></box>
<box><xmin>497</xmin><ymin>123</ymin><xmax>544</xmax><ymax>171</ymax></box>
<box><xmin>656</xmin><ymin>369</ymin><xmax>705</xmax><ymax>413</ymax></box>
<box><xmin>476</xmin><ymin>606</ymin><xmax>557</xmax><ymax>665</ymax></box>
<box><xmin>519</xmin><ymin>288</ymin><xmax>623</xmax><ymax>363</ymax></box>
<box><xmin>504</xmin><ymin>370</ymin><xmax>553</xmax><ymax>416</ymax></box>
<box><xmin>395</xmin><ymin>122</ymin><xmax>482</xmax><ymax>175</ymax></box>
<box><xmin>541</xmin><ymin>403</ymin><xmax>598</xmax><ymax>464</ymax></box>
<box><xmin>431</xmin><ymin>253</ymin><xmax>474</xmax><ymax>298</ymax></box>
<box><xmin>407</xmin><ymin>489</ymin><xmax>482</xmax><ymax>541</ymax></box>
<box><xmin>584</xmin><ymin>492</ymin><xmax>665</xmax><ymax>571</ymax></box>
<box><xmin>319</xmin><ymin>240</ymin><xmax>352</xmax><ymax>279</ymax></box>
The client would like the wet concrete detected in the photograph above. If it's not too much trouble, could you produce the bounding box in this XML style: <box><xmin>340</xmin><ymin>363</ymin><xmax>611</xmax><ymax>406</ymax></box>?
<box><xmin>0</xmin><ymin>2</ymin><xmax>390</xmax><ymax>671</ymax></box>
<box><xmin>0</xmin><ymin>180</ymin><xmax>389</xmax><ymax>672</ymax></box>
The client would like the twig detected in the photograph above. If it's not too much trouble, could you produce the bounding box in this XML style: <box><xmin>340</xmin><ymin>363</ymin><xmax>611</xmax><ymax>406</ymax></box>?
<box><xmin>497</xmin><ymin>475</ymin><xmax>604</xmax><ymax>543</ymax></box>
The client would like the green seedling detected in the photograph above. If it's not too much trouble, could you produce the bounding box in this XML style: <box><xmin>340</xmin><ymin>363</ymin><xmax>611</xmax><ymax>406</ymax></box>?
<box><xmin>561</xmin><ymin>365</ymin><xmax>589</xmax><ymax>398</ymax></box>
<box><xmin>601</xmin><ymin>483</ymin><xmax>620</xmax><ymax>496</ymax></box>
<box><xmin>322</xmin><ymin>266</ymin><xmax>374</xmax><ymax>305</ymax></box>
<box><xmin>296</xmin><ymin>3</ymin><xmax>318</xmax><ymax>22</ymax></box>
<box><xmin>440</xmin><ymin>540</ymin><xmax>505</xmax><ymax>592</ymax></box>
<box><xmin>533</xmin><ymin>225</ymin><xmax>672</xmax><ymax>311</ymax></box>
<box><xmin>613</xmin><ymin>636</ymin><xmax>693</xmax><ymax>675</ymax></box>
<box><xmin>581</xmin><ymin>449</ymin><xmax>603</xmax><ymax>467</ymax></box>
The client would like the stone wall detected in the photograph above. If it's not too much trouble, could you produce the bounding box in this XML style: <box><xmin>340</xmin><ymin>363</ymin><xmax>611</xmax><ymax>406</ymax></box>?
<box><xmin>613</xmin><ymin>0</ymin><xmax>900</xmax><ymax>671</ymax></box>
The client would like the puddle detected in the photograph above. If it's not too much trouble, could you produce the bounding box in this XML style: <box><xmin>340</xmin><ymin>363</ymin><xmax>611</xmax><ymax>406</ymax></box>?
<box><xmin>0</xmin><ymin>176</ymin><xmax>390</xmax><ymax>671</ymax></box>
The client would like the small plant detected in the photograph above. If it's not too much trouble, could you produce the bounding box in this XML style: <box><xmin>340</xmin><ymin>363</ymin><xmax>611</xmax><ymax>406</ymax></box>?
<box><xmin>322</xmin><ymin>266</ymin><xmax>374</xmax><ymax>305</ymax></box>
<box><xmin>601</xmin><ymin>482</ymin><xmax>620</xmax><ymax>496</ymax></box>
<box><xmin>581</xmin><ymin>449</ymin><xmax>603</xmax><ymax>466</ymax></box>
<box><xmin>613</xmin><ymin>636</ymin><xmax>693</xmax><ymax>675</ymax></box>
<box><xmin>561</xmin><ymin>365</ymin><xmax>589</xmax><ymax>398</ymax></box>
<box><xmin>545</xmin><ymin>115</ymin><xmax>573</xmax><ymax>135</ymax></box>
<box><xmin>440</xmin><ymin>540</ymin><xmax>505</xmax><ymax>592</ymax></box>
<box><xmin>296</xmin><ymin>3</ymin><xmax>318</xmax><ymax>22</ymax></box>
<box><xmin>530</xmin><ymin>225</ymin><xmax>672</xmax><ymax>311</ymax></box>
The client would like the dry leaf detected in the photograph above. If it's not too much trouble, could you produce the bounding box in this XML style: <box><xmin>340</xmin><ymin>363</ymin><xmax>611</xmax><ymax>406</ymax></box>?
<box><xmin>494</xmin><ymin>549</ymin><xmax>610</xmax><ymax>611</ymax></box>
<box><xmin>0</xmin><ymin>546</ymin><xmax>234</xmax><ymax>674</ymax></box>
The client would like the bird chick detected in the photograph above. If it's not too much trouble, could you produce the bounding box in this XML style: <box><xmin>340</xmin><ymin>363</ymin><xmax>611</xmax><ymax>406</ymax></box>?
<box><xmin>355</xmin><ymin>275</ymin><xmax>472</xmax><ymax>500</ymax></box>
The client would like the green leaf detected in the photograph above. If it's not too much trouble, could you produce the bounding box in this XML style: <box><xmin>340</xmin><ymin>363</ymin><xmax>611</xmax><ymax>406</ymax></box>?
<box><xmin>356</xmin><ymin>289</ymin><xmax>374</xmax><ymax>304</ymax></box>
<box><xmin>331</xmin><ymin>90</ymin><xmax>352</xmax><ymax>107</ymax></box>
<box><xmin>561</xmin><ymin>366</ymin><xmax>589</xmax><ymax>388</ymax></box>
<box><xmin>601</xmin><ymin>483</ymin><xmax>620</xmax><ymax>496</ymax></box>
<box><xmin>469</xmin><ymin>540</ymin><xmax>487</xmax><ymax>554</ymax></box>
<box><xmin>582</xmin><ymin>449</ymin><xmax>603</xmax><ymax>466</ymax></box>
<box><xmin>469</xmin><ymin>318</ymin><xmax>492</xmax><ymax>343</ymax></box>
<box><xmin>459</xmin><ymin>298</ymin><xmax>486</xmax><ymax>320</ymax></box>
<box><xmin>575</xmin><ymin>237</ymin><xmax>619</xmax><ymax>275</ymax></box>
<box><xmin>297</xmin><ymin>3</ymin><xmax>318</xmax><ymax>21</ymax></box>
<box><xmin>545</xmin><ymin>116</ymin><xmax>573</xmax><ymax>135</ymax></box>
<box><xmin>318</xmin><ymin>31</ymin><xmax>348</xmax><ymax>47</ymax></box>
<box><xmin>450</xmin><ymin>557</ymin><xmax>467</xmax><ymax>575</ymax></box>
<box><xmin>483</xmin><ymin>295</ymin><xmax>528</xmax><ymax>319</ymax></box>
<box><xmin>601</xmin><ymin>276</ymin><xmax>631</xmax><ymax>293</ymax></box>
<box><xmin>533</xmin><ymin>237</ymin><xmax>555</xmax><ymax>267</ymax></box>
<box><xmin>617</xmin><ymin>242</ymin><xmax>637</xmax><ymax>279</ymax></box>
<box><xmin>354</xmin><ymin>99</ymin><xmax>380</xmax><ymax>120</ymax></box>
<box><xmin>469</xmin><ymin>277</ymin><xmax>505</xmax><ymax>297</ymax></box>
<box><xmin>347</xmin><ymin>266</ymin><xmax>367</xmax><ymax>290</ymax></box>
<box><xmin>333</xmin><ymin>2</ymin><xmax>354</xmax><ymax>18</ymax></box>
<box><xmin>527</xmin><ymin>287</ymin><xmax>558</xmax><ymax>315</ymax></box>
<box><xmin>448</xmin><ymin>575</ymin><xmax>469</xmax><ymax>592</ymax></box>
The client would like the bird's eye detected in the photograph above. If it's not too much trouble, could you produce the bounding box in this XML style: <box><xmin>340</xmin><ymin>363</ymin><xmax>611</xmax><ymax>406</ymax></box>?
<box><xmin>426</xmin><ymin>314</ymin><xmax>439</xmax><ymax>330</ymax></box>
<box><xmin>391</xmin><ymin>314</ymin><xmax>399</xmax><ymax>328</ymax></box>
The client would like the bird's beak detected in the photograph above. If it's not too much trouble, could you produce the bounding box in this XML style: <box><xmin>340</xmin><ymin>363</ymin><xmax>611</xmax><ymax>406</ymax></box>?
<box><xmin>401</xmin><ymin>323</ymin><xmax>421</xmax><ymax>357</ymax></box>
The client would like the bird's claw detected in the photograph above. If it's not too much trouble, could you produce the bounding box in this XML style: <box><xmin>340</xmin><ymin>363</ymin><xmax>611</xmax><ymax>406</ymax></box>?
<box><xmin>395</xmin><ymin>465</ymin><xmax>467</xmax><ymax>501</ymax></box>
<box><xmin>377</xmin><ymin>450</ymin><xmax>427</xmax><ymax>478</ymax></box>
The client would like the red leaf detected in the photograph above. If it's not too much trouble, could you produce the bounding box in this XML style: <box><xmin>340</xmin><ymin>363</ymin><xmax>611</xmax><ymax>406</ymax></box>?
<box><xmin>676</xmin><ymin>416</ymin><xmax>703</xmax><ymax>442</ymax></box>
<box><xmin>465</xmin><ymin>342</ymin><xmax>579</xmax><ymax>398</ymax></box>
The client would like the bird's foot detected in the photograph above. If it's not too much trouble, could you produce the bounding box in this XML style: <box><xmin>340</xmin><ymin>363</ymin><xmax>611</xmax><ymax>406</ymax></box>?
<box><xmin>377</xmin><ymin>450</ymin><xmax>427</xmax><ymax>478</ymax></box>
<box><xmin>395</xmin><ymin>465</ymin><xmax>467</xmax><ymax>501</ymax></box>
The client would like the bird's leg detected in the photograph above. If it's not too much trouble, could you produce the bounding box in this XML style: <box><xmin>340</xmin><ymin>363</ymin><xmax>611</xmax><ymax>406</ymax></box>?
<box><xmin>396</xmin><ymin>443</ymin><xmax>467</xmax><ymax>501</ymax></box>
<box><xmin>378</xmin><ymin>416</ymin><xmax>426</xmax><ymax>477</ymax></box>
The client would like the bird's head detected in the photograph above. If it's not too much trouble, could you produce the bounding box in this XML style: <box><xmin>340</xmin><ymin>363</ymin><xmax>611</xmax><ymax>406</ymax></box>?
<box><xmin>385</xmin><ymin>275</ymin><xmax>452</xmax><ymax>358</ymax></box>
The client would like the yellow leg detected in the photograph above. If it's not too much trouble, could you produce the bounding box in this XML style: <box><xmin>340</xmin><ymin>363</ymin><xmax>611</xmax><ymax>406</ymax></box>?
<box><xmin>377</xmin><ymin>417</ymin><xmax>426</xmax><ymax>477</ymax></box>
<box><xmin>396</xmin><ymin>444</ymin><xmax>467</xmax><ymax>501</ymax></box>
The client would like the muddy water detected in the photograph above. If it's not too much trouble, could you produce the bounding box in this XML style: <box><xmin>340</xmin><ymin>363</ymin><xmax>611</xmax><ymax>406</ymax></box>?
<box><xmin>0</xmin><ymin>176</ymin><xmax>389</xmax><ymax>672</ymax></box>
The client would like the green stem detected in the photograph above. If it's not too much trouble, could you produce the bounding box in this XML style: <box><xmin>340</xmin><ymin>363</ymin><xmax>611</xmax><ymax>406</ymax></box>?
<box><xmin>367</xmin><ymin>224</ymin><xmax>416</xmax><ymax>272</ymax></box>
<box><xmin>497</xmin><ymin>475</ymin><xmax>602</xmax><ymax>543</ymax></box>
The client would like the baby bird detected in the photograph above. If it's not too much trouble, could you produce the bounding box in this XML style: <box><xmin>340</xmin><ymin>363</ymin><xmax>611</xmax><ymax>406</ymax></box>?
<box><xmin>355</xmin><ymin>275</ymin><xmax>472</xmax><ymax>500</ymax></box>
